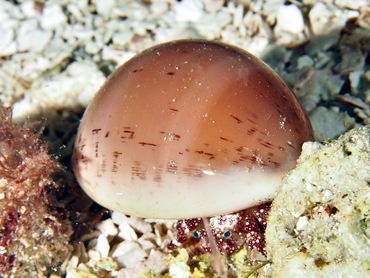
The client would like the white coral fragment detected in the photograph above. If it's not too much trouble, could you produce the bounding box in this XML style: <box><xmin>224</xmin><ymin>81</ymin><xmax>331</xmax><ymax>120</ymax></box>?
<box><xmin>111</xmin><ymin>241</ymin><xmax>147</xmax><ymax>269</ymax></box>
<box><xmin>96</xmin><ymin>219</ymin><xmax>119</xmax><ymax>239</ymax></box>
<box><xmin>39</xmin><ymin>4</ymin><xmax>67</xmax><ymax>30</ymax></box>
<box><xmin>276</xmin><ymin>4</ymin><xmax>304</xmax><ymax>35</ymax></box>
<box><xmin>12</xmin><ymin>60</ymin><xmax>106</xmax><ymax>122</ymax></box>
<box><xmin>175</xmin><ymin>0</ymin><xmax>204</xmax><ymax>22</ymax></box>
<box><xmin>95</xmin><ymin>235</ymin><xmax>110</xmax><ymax>258</ymax></box>
<box><xmin>274</xmin><ymin>4</ymin><xmax>307</xmax><ymax>47</ymax></box>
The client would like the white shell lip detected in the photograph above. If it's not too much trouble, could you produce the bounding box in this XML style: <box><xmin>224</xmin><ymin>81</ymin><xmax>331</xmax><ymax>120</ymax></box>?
<box><xmin>74</xmin><ymin>158</ymin><xmax>284</xmax><ymax>219</ymax></box>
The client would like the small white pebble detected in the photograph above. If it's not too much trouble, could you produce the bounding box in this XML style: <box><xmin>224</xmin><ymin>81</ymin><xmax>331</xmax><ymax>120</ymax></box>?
<box><xmin>65</xmin><ymin>255</ymin><xmax>79</xmax><ymax>278</ymax></box>
<box><xmin>0</xmin><ymin>27</ymin><xmax>16</xmax><ymax>56</ymax></box>
<box><xmin>95</xmin><ymin>234</ymin><xmax>110</xmax><ymax>257</ymax></box>
<box><xmin>127</xmin><ymin>216</ymin><xmax>152</xmax><ymax>234</ymax></box>
<box><xmin>150</xmin><ymin>1</ymin><xmax>168</xmax><ymax>16</ymax></box>
<box><xmin>169</xmin><ymin>262</ymin><xmax>191</xmax><ymax>278</ymax></box>
<box><xmin>39</xmin><ymin>4</ymin><xmax>67</xmax><ymax>30</ymax></box>
<box><xmin>102</xmin><ymin>45</ymin><xmax>136</xmax><ymax>65</ymax></box>
<box><xmin>297</xmin><ymin>55</ymin><xmax>314</xmax><ymax>70</ymax></box>
<box><xmin>137</xmin><ymin>238</ymin><xmax>156</xmax><ymax>252</ymax></box>
<box><xmin>233</xmin><ymin>4</ymin><xmax>244</xmax><ymax>27</ymax></box>
<box><xmin>204</xmin><ymin>0</ymin><xmax>224</xmax><ymax>13</ymax></box>
<box><xmin>112</xmin><ymin>30</ymin><xmax>135</xmax><ymax>46</ymax></box>
<box><xmin>276</xmin><ymin>4</ymin><xmax>304</xmax><ymax>35</ymax></box>
<box><xmin>111</xmin><ymin>241</ymin><xmax>147</xmax><ymax>269</ymax></box>
<box><xmin>322</xmin><ymin>189</ymin><xmax>333</xmax><ymax>202</ymax></box>
<box><xmin>334</xmin><ymin>0</ymin><xmax>368</xmax><ymax>10</ymax></box>
<box><xmin>20</xmin><ymin>1</ymin><xmax>39</xmax><ymax>18</ymax></box>
<box><xmin>96</xmin><ymin>0</ymin><xmax>116</xmax><ymax>19</ymax></box>
<box><xmin>118</xmin><ymin>223</ymin><xmax>138</xmax><ymax>241</ymax></box>
<box><xmin>296</xmin><ymin>216</ymin><xmax>310</xmax><ymax>231</ymax></box>
<box><xmin>175</xmin><ymin>0</ymin><xmax>204</xmax><ymax>22</ymax></box>
<box><xmin>112</xmin><ymin>211</ymin><xmax>128</xmax><ymax>225</ymax></box>
<box><xmin>96</xmin><ymin>219</ymin><xmax>118</xmax><ymax>239</ymax></box>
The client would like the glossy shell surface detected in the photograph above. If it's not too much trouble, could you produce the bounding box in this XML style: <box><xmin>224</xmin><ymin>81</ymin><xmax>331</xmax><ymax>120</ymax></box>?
<box><xmin>73</xmin><ymin>40</ymin><xmax>314</xmax><ymax>219</ymax></box>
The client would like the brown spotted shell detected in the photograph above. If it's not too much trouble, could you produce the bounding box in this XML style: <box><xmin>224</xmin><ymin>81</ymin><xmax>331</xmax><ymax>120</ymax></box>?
<box><xmin>73</xmin><ymin>40</ymin><xmax>314</xmax><ymax>219</ymax></box>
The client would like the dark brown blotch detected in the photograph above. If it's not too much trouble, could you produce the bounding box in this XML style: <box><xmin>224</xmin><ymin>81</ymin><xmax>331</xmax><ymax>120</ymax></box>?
<box><xmin>139</xmin><ymin>142</ymin><xmax>157</xmax><ymax>147</ymax></box>
<box><xmin>230</xmin><ymin>115</ymin><xmax>243</xmax><ymax>124</ymax></box>
<box><xmin>92</xmin><ymin>128</ymin><xmax>102</xmax><ymax>134</ymax></box>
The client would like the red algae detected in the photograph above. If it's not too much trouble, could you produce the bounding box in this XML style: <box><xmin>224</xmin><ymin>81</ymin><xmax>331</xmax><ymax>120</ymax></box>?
<box><xmin>0</xmin><ymin>102</ymin><xmax>72</xmax><ymax>277</ymax></box>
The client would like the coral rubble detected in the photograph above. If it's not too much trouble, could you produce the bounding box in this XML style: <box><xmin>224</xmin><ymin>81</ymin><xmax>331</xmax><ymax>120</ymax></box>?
<box><xmin>266</xmin><ymin>126</ymin><xmax>370</xmax><ymax>277</ymax></box>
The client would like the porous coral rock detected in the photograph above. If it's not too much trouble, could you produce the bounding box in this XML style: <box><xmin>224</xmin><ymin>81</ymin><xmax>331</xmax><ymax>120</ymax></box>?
<box><xmin>266</xmin><ymin>125</ymin><xmax>370</xmax><ymax>277</ymax></box>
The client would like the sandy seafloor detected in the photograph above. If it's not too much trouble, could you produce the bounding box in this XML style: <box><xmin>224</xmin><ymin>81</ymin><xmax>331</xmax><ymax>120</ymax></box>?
<box><xmin>1</xmin><ymin>0</ymin><xmax>370</xmax><ymax>277</ymax></box>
